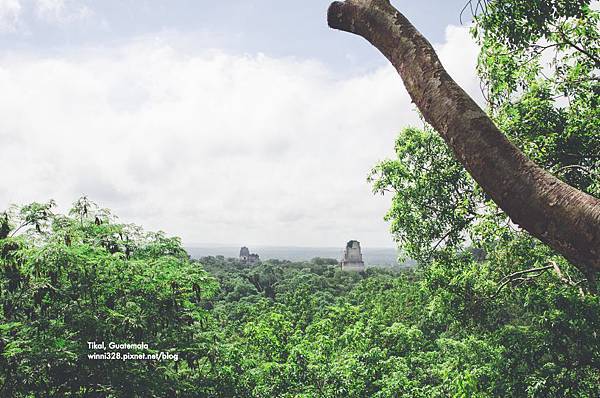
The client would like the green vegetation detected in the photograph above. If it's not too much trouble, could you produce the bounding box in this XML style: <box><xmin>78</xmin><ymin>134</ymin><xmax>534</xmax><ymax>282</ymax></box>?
<box><xmin>2</xmin><ymin>0</ymin><xmax>599</xmax><ymax>396</ymax></box>
<box><xmin>0</xmin><ymin>198</ymin><xmax>219</xmax><ymax>396</ymax></box>
<box><xmin>1</xmin><ymin>202</ymin><xmax>598</xmax><ymax>396</ymax></box>
<box><xmin>198</xmin><ymin>255</ymin><xmax>599</xmax><ymax>397</ymax></box>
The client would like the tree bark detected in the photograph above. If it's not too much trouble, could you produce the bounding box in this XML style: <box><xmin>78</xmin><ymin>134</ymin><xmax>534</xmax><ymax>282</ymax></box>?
<box><xmin>327</xmin><ymin>0</ymin><xmax>600</xmax><ymax>280</ymax></box>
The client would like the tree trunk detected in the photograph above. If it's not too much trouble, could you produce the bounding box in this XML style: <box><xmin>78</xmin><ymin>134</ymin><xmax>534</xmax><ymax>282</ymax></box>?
<box><xmin>327</xmin><ymin>0</ymin><xmax>600</xmax><ymax>280</ymax></box>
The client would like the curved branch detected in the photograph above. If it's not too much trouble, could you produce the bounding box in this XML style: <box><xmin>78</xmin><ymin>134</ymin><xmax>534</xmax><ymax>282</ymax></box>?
<box><xmin>493</xmin><ymin>264</ymin><xmax>553</xmax><ymax>297</ymax></box>
<box><xmin>327</xmin><ymin>0</ymin><xmax>600</xmax><ymax>279</ymax></box>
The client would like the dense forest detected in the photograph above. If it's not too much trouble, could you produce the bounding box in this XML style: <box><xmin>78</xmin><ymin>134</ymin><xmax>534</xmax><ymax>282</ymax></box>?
<box><xmin>2</xmin><ymin>0</ymin><xmax>600</xmax><ymax>396</ymax></box>
<box><xmin>0</xmin><ymin>198</ymin><xmax>598</xmax><ymax>397</ymax></box>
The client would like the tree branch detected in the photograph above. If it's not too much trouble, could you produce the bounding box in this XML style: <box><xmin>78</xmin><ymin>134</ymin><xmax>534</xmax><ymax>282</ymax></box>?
<box><xmin>551</xmin><ymin>261</ymin><xmax>586</xmax><ymax>297</ymax></box>
<box><xmin>493</xmin><ymin>264</ymin><xmax>553</xmax><ymax>296</ymax></box>
<box><xmin>327</xmin><ymin>0</ymin><xmax>600</xmax><ymax>278</ymax></box>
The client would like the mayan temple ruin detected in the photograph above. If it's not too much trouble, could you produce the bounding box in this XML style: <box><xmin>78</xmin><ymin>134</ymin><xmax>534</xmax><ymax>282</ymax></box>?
<box><xmin>340</xmin><ymin>240</ymin><xmax>365</xmax><ymax>272</ymax></box>
<box><xmin>239</xmin><ymin>246</ymin><xmax>260</xmax><ymax>265</ymax></box>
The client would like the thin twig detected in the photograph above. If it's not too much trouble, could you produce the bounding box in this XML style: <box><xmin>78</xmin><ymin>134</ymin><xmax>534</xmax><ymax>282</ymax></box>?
<box><xmin>494</xmin><ymin>265</ymin><xmax>553</xmax><ymax>297</ymax></box>
<box><xmin>551</xmin><ymin>261</ymin><xmax>586</xmax><ymax>297</ymax></box>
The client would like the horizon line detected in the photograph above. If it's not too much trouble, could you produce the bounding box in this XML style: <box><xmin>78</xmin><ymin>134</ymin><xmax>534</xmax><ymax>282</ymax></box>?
<box><xmin>184</xmin><ymin>243</ymin><xmax>399</xmax><ymax>250</ymax></box>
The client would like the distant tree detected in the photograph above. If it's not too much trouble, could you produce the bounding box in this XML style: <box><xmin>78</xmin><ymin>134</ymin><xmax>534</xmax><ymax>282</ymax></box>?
<box><xmin>311</xmin><ymin>257</ymin><xmax>339</xmax><ymax>266</ymax></box>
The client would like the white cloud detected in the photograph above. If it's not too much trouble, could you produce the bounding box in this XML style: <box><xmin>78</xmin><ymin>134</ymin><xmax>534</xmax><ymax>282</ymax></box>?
<box><xmin>0</xmin><ymin>25</ymin><xmax>480</xmax><ymax>247</ymax></box>
<box><xmin>436</xmin><ymin>24</ymin><xmax>484</xmax><ymax>105</ymax></box>
<box><xmin>0</xmin><ymin>0</ymin><xmax>21</xmax><ymax>32</ymax></box>
<box><xmin>35</xmin><ymin>0</ymin><xmax>92</xmax><ymax>24</ymax></box>
<box><xmin>0</xmin><ymin>0</ymin><xmax>91</xmax><ymax>32</ymax></box>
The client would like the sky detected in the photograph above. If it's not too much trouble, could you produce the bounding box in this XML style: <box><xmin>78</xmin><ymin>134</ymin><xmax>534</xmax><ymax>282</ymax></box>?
<box><xmin>0</xmin><ymin>0</ymin><xmax>482</xmax><ymax>248</ymax></box>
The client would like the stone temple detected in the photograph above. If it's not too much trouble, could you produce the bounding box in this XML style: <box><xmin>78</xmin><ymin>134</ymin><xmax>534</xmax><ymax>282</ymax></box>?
<box><xmin>340</xmin><ymin>240</ymin><xmax>365</xmax><ymax>272</ymax></box>
<box><xmin>239</xmin><ymin>246</ymin><xmax>260</xmax><ymax>265</ymax></box>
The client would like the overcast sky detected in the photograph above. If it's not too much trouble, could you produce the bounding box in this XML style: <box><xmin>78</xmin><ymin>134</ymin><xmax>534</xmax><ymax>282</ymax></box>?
<box><xmin>0</xmin><ymin>0</ymin><xmax>482</xmax><ymax>248</ymax></box>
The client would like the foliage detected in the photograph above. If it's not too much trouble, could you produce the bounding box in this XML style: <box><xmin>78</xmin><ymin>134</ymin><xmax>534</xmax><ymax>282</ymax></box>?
<box><xmin>1</xmin><ymin>200</ymin><xmax>599</xmax><ymax>396</ymax></box>
<box><xmin>191</xmin><ymin>255</ymin><xmax>599</xmax><ymax>397</ymax></box>
<box><xmin>473</xmin><ymin>0</ymin><xmax>600</xmax><ymax>195</ymax></box>
<box><xmin>0</xmin><ymin>198</ymin><xmax>218</xmax><ymax>397</ymax></box>
<box><xmin>369</xmin><ymin>127</ymin><xmax>481</xmax><ymax>263</ymax></box>
<box><xmin>361</xmin><ymin>1</ymin><xmax>600</xmax><ymax>395</ymax></box>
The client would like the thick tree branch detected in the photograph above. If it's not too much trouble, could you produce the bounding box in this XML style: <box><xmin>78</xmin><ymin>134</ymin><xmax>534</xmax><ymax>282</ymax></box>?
<box><xmin>327</xmin><ymin>0</ymin><xmax>600</xmax><ymax>280</ymax></box>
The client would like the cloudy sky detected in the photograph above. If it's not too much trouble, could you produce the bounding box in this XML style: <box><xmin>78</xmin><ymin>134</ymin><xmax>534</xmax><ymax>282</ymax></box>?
<box><xmin>0</xmin><ymin>0</ymin><xmax>482</xmax><ymax>248</ymax></box>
